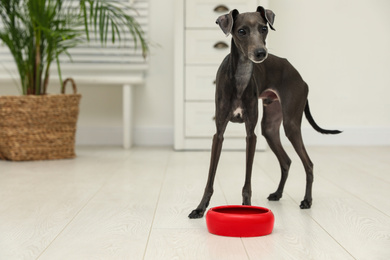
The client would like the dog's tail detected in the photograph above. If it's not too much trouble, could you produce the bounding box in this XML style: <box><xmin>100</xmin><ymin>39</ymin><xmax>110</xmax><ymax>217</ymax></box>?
<box><xmin>304</xmin><ymin>100</ymin><xmax>342</xmax><ymax>134</ymax></box>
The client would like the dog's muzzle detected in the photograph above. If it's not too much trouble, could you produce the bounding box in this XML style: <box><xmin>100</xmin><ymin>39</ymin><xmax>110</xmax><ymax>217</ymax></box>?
<box><xmin>250</xmin><ymin>48</ymin><xmax>268</xmax><ymax>63</ymax></box>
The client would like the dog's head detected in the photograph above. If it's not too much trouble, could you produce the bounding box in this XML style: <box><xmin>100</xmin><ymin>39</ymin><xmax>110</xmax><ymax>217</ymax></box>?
<box><xmin>216</xmin><ymin>6</ymin><xmax>275</xmax><ymax>63</ymax></box>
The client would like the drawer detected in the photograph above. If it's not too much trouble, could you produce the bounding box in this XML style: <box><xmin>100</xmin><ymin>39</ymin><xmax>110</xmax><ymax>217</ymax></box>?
<box><xmin>185</xmin><ymin>30</ymin><xmax>230</xmax><ymax>65</ymax></box>
<box><xmin>185</xmin><ymin>102</ymin><xmax>246</xmax><ymax>138</ymax></box>
<box><xmin>185</xmin><ymin>66</ymin><xmax>218</xmax><ymax>101</ymax></box>
<box><xmin>186</xmin><ymin>0</ymin><xmax>258</xmax><ymax>28</ymax></box>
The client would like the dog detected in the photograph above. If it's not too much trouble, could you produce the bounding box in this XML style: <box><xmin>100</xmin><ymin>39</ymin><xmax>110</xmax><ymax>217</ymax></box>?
<box><xmin>188</xmin><ymin>6</ymin><xmax>341</xmax><ymax>219</ymax></box>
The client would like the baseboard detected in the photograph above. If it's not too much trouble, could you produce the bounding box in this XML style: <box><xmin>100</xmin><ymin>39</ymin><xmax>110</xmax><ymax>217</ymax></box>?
<box><xmin>281</xmin><ymin>127</ymin><xmax>390</xmax><ymax>146</ymax></box>
<box><xmin>76</xmin><ymin>126</ymin><xmax>173</xmax><ymax>146</ymax></box>
<box><xmin>132</xmin><ymin>126</ymin><xmax>174</xmax><ymax>146</ymax></box>
<box><xmin>76</xmin><ymin>126</ymin><xmax>390</xmax><ymax>146</ymax></box>
<box><xmin>76</xmin><ymin>126</ymin><xmax>122</xmax><ymax>146</ymax></box>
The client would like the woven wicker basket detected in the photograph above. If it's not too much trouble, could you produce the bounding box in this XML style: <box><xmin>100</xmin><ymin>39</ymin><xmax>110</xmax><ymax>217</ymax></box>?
<box><xmin>0</xmin><ymin>78</ymin><xmax>81</xmax><ymax>161</ymax></box>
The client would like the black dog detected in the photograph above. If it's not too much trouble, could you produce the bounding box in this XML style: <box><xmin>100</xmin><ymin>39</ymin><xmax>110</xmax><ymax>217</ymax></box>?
<box><xmin>189</xmin><ymin>7</ymin><xmax>341</xmax><ymax>219</ymax></box>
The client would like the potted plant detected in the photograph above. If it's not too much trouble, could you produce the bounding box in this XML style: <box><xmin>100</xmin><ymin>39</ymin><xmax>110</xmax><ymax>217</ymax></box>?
<box><xmin>0</xmin><ymin>0</ymin><xmax>148</xmax><ymax>161</ymax></box>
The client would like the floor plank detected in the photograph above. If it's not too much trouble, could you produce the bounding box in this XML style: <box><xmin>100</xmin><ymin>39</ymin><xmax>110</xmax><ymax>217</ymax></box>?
<box><xmin>216</xmin><ymin>151</ymin><xmax>355</xmax><ymax>260</ymax></box>
<box><xmin>311</xmin><ymin>146</ymin><xmax>390</xmax><ymax>215</ymax></box>
<box><xmin>255</xmin><ymin>146</ymin><xmax>390</xmax><ymax>260</ymax></box>
<box><xmin>144</xmin><ymin>228</ymin><xmax>249</xmax><ymax>260</ymax></box>
<box><xmin>37</xmin><ymin>149</ymin><xmax>170</xmax><ymax>260</ymax></box>
<box><xmin>152</xmin><ymin>151</ymin><xmax>227</xmax><ymax>229</ymax></box>
<box><xmin>0</xmin><ymin>148</ymin><xmax>124</xmax><ymax>259</ymax></box>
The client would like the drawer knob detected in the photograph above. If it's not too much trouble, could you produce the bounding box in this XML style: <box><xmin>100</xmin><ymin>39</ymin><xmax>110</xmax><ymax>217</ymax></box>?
<box><xmin>214</xmin><ymin>5</ymin><xmax>229</xmax><ymax>13</ymax></box>
<box><xmin>213</xmin><ymin>41</ymin><xmax>229</xmax><ymax>49</ymax></box>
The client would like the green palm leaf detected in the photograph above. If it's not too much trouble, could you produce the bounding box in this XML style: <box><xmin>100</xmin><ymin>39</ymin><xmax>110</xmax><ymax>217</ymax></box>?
<box><xmin>0</xmin><ymin>0</ymin><xmax>148</xmax><ymax>95</ymax></box>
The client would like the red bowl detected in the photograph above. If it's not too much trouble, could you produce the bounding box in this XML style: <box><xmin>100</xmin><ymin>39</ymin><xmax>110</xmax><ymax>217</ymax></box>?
<box><xmin>206</xmin><ymin>205</ymin><xmax>274</xmax><ymax>237</ymax></box>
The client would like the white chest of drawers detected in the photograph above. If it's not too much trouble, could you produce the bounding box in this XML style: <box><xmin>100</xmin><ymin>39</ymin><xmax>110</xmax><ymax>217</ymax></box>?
<box><xmin>174</xmin><ymin>0</ymin><xmax>267</xmax><ymax>150</ymax></box>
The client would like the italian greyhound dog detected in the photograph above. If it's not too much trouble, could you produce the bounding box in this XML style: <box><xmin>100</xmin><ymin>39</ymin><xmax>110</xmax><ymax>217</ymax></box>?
<box><xmin>189</xmin><ymin>6</ymin><xmax>341</xmax><ymax>219</ymax></box>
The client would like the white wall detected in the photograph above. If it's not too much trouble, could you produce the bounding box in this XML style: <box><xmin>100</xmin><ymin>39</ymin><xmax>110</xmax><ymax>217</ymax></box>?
<box><xmin>76</xmin><ymin>0</ymin><xmax>176</xmax><ymax>146</ymax></box>
<box><xmin>268</xmin><ymin>0</ymin><xmax>390</xmax><ymax>145</ymax></box>
<box><xmin>132</xmin><ymin>0</ymin><xmax>175</xmax><ymax>146</ymax></box>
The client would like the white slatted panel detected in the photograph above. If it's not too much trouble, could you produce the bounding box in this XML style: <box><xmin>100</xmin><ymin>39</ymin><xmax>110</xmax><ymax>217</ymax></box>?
<box><xmin>0</xmin><ymin>0</ymin><xmax>148</xmax><ymax>82</ymax></box>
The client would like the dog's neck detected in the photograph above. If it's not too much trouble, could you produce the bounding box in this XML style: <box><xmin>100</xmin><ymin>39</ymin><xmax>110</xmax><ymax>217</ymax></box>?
<box><xmin>230</xmin><ymin>39</ymin><xmax>254</xmax><ymax>99</ymax></box>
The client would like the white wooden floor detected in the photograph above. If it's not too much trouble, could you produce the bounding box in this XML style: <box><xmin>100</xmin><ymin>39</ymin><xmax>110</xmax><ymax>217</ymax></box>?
<box><xmin>1</xmin><ymin>146</ymin><xmax>389</xmax><ymax>260</ymax></box>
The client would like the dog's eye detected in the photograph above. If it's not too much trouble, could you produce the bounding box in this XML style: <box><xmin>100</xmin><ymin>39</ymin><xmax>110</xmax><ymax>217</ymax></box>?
<box><xmin>261</xmin><ymin>26</ymin><xmax>268</xmax><ymax>33</ymax></box>
<box><xmin>237</xmin><ymin>29</ymin><xmax>246</xmax><ymax>36</ymax></box>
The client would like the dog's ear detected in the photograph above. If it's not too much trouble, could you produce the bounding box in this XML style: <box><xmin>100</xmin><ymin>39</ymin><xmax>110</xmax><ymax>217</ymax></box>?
<box><xmin>256</xmin><ymin>6</ymin><xmax>275</xmax><ymax>31</ymax></box>
<box><xmin>216</xmin><ymin>9</ymin><xmax>239</xmax><ymax>36</ymax></box>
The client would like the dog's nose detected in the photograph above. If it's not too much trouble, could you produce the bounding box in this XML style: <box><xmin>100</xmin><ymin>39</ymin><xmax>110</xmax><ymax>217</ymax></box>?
<box><xmin>255</xmin><ymin>49</ymin><xmax>267</xmax><ymax>59</ymax></box>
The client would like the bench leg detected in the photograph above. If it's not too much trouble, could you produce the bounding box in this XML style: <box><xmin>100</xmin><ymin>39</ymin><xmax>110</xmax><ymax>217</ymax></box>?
<box><xmin>123</xmin><ymin>84</ymin><xmax>133</xmax><ymax>149</ymax></box>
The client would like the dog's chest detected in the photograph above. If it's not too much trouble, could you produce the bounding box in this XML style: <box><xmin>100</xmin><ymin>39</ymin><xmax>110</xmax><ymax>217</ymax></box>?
<box><xmin>233</xmin><ymin>103</ymin><xmax>243</xmax><ymax>118</ymax></box>
<box><xmin>234</xmin><ymin>61</ymin><xmax>253</xmax><ymax>99</ymax></box>
<box><xmin>230</xmin><ymin>99</ymin><xmax>245</xmax><ymax>123</ymax></box>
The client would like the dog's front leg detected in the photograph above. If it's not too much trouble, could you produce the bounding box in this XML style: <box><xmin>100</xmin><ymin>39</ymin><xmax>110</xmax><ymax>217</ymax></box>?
<box><xmin>242</xmin><ymin>101</ymin><xmax>258</xmax><ymax>205</ymax></box>
<box><xmin>188</xmin><ymin>129</ymin><xmax>225</xmax><ymax>219</ymax></box>
<box><xmin>242</xmin><ymin>133</ymin><xmax>256</xmax><ymax>205</ymax></box>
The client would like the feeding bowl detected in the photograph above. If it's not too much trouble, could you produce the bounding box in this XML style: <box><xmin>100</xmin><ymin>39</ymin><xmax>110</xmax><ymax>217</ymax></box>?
<box><xmin>206</xmin><ymin>205</ymin><xmax>274</xmax><ymax>237</ymax></box>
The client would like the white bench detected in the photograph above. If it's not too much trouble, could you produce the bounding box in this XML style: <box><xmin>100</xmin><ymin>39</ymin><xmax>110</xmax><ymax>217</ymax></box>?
<box><xmin>72</xmin><ymin>74</ymin><xmax>144</xmax><ymax>149</ymax></box>
<box><xmin>0</xmin><ymin>73</ymin><xmax>144</xmax><ymax>149</ymax></box>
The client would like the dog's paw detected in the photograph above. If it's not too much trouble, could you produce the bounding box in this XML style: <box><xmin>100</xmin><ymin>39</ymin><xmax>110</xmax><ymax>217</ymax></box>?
<box><xmin>188</xmin><ymin>209</ymin><xmax>205</xmax><ymax>219</ymax></box>
<box><xmin>267</xmin><ymin>192</ymin><xmax>282</xmax><ymax>201</ymax></box>
<box><xmin>300</xmin><ymin>199</ymin><xmax>312</xmax><ymax>209</ymax></box>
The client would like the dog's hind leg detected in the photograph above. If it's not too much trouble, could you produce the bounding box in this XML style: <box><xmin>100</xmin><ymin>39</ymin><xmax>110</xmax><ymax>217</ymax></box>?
<box><xmin>283</xmin><ymin>117</ymin><xmax>314</xmax><ymax>209</ymax></box>
<box><xmin>261</xmin><ymin>100</ymin><xmax>292</xmax><ymax>201</ymax></box>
